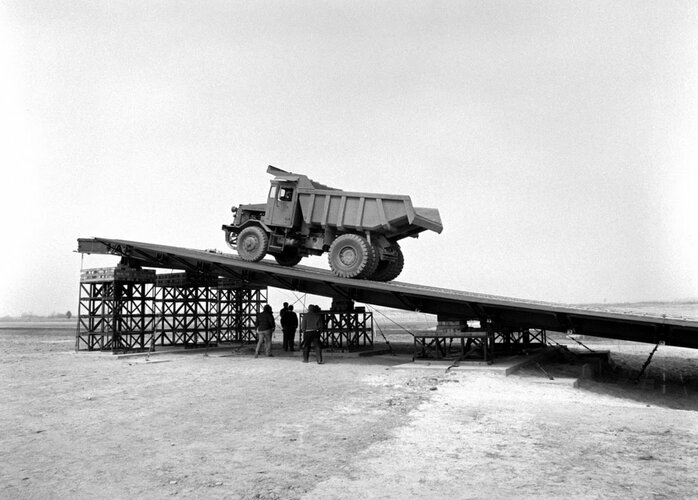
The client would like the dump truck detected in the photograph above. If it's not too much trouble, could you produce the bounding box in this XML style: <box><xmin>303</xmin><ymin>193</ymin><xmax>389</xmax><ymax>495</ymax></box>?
<box><xmin>222</xmin><ymin>166</ymin><xmax>442</xmax><ymax>281</ymax></box>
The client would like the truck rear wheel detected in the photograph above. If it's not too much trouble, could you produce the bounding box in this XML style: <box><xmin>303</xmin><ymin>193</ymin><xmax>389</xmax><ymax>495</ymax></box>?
<box><xmin>274</xmin><ymin>248</ymin><xmax>303</xmax><ymax>267</ymax></box>
<box><xmin>359</xmin><ymin>244</ymin><xmax>379</xmax><ymax>279</ymax></box>
<box><xmin>328</xmin><ymin>234</ymin><xmax>375</xmax><ymax>279</ymax></box>
<box><xmin>236</xmin><ymin>226</ymin><xmax>269</xmax><ymax>262</ymax></box>
<box><xmin>370</xmin><ymin>244</ymin><xmax>404</xmax><ymax>281</ymax></box>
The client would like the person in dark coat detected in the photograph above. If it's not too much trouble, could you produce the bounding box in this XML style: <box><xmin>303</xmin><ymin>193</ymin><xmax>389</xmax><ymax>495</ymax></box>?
<box><xmin>301</xmin><ymin>304</ymin><xmax>324</xmax><ymax>364</ymax></box>
<box><xmin>254</xmin><ymin>304</ymin><xmax>276</xmax><ymax>358</ymax></box>
<box><xmin>281</xmin><ymin>304</ymin><xmax>299</xmax><ymax>351</ymax></box>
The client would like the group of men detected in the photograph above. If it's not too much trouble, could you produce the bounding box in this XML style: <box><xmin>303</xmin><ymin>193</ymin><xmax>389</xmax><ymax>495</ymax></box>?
<box><xmin>254</xmin><ymin>302</ymin><xmax>324</xmax><ymax>364</ymax></box>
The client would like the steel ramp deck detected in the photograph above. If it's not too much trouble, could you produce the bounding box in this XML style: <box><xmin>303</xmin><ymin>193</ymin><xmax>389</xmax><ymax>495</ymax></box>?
<box><xmin>77</xmin><ymin>237</ymin><xmax>698</xmax><ymax>349</ymax></box>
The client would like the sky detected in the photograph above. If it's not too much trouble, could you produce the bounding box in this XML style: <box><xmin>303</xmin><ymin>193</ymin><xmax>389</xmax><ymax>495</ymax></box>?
<box><xmin>1</xmin><ymin>0</ymin><xmax>697</xmax><ymax>316</ymax></box>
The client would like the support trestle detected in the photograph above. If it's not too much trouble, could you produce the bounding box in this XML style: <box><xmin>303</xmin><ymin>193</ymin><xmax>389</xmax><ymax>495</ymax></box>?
<box><xmin>76</xmin><ymin>266</ymin><xmax>157</xmax><ymax>352</ymax></box>
<box><xmin>299</xmin><ymin>301</ymin><xmax>374</xmax><ymax>351</ymax></box>
<box><xmin>413</xmin><ymin>316</ymin><xmax>548</xmax><ymax>363</ymax></box>
<box><xmin>76</xmin><ymin>267</ymin><xmax>266</xmax><ymax>352</ymax></box>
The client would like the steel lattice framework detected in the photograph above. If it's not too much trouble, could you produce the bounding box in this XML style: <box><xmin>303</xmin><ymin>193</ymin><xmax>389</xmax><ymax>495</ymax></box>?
<box><xmin>76</xmin><ymin>268</ymin><xmax>266</xmax><ymax>352</ymax></box>
<box><xmin>220</xmin><ymin>286</ymin><xmax>266</xmax><ymax>343</ymax></box>
<box><xmin>76</xmin><ymin>267</ymin><xmax>158</xmax><ymax>351</ymax></box>
<box><xmin>156</xmin><ymin>273</ymin><xmax>218</xmax><ymax>348</ymax></box>
<box><xmin>300</xmin><ymin>310</ymin><xmax>374</xmax><ymax>350</ymax></box>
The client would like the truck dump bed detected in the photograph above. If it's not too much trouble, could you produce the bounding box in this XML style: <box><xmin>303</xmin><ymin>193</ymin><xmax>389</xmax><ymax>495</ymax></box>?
<box><xmin>297</xmin><ymin>189</ymin><xmax>443</xmax><ymax>239</ymax></box>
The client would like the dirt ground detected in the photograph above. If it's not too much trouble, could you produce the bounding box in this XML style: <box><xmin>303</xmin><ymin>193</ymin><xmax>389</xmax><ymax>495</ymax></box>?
<box><xmin>1</xmin><ymin>324</ymin><xmax>697</xmax><ymax>499</ymax></box>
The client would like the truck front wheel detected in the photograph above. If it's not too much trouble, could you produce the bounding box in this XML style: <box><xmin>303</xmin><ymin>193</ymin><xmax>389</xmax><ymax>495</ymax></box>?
<box><xmin>328</xmin><ymin>234</ymin><xmax>375</xmax><ymax>279</ymax></box>
<box><xmin>236</xmin><ymin>226</ymin><xmax>269</xmax><ymax>262</ymax></box>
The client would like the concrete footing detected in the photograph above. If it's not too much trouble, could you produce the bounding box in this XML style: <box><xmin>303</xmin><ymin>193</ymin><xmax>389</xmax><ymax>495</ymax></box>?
<box><xmin>391</xmin><ymin>348</ymin><xmax>612</xmax><ymax>387</ymax></box>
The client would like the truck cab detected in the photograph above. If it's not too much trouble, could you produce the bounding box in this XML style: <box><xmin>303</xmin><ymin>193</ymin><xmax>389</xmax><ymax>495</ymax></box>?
<box><xmin>263</xmin><ymin>180</ymin><xmax>298</xmax><ymax>228</ymax></box>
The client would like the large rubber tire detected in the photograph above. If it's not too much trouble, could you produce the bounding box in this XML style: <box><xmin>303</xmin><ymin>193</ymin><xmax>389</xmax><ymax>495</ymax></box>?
<box><xmin>236</xmin><ymin>226</ymin><xmax>269</xmax><ymax>262</ymax></box>
<box><xmin>360</xmin><ymin>244</ymin><xmax>379</xmax><ymax>279</ymax></box>
<box><xmin>274</xmin><ymin>248</ymin><xmax>303</xmax><ymax>267</ymax></box>
<box><xmin>369</xmin><ymin>244</ymin><xmax>404</xmax><ymax>281</ymax></box>
<box><xmin>328</xmin><ymin>234</ymin><xmax>375</xmax><ymax>279</ymax></box>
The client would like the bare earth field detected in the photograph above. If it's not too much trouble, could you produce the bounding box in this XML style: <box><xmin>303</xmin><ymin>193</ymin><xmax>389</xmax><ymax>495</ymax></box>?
<box><xmin>1</xmin><ymin>319</ymin><xmax>698</xmax><ymax>499</ymax></box>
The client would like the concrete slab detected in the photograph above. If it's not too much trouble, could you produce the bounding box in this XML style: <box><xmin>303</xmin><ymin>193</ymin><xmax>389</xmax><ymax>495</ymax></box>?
<box><xmin>112</xmin><ymin>345</ymin><xmax>393</xmax><ymax>360</ymax></box>
<box><xmin>115</xmin><ymin>346</ymin><xmax>228</xmax><ymax>359</ymax></box>
<box><xmin>525</xmin><ymin>377</ymin><xmax>580</xmax><ymax>388</ymax></box>
<box><xmin>125</xmin><ymin>359</ymin><xmax>172</xmax><ymax>365</ymax></box>
<box><xmin>391</xmin><ymin>349</ymin><xmax>553</xmax><ymax>376</ymax></box>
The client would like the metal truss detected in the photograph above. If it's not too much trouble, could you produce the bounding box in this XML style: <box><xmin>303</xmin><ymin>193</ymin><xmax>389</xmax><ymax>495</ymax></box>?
<box><xmin>413</xmin><ymin>317</ymin><xmax>549</xmax><ymax>363</ymax></box>
<box><xmin>299</xmin><ymin>310</ymin><xmax>374</xmax><ymax>350</ymax></box>
<box><xmin>413</xmin><ymin>331</ymin><xmax>494</xmax><ymax>363</ymax></box>
<box><xmin>75</xmin><ymin>269</ymin><xmax>266</xmax><ymax>352</ymax></box>
<box><xmin>156</xmin><ymin>285</ymin><xmax>216</xmax><ymax>348</ymax></box>
<box><xmin>493</xmin><ymin>328</ymin><xmax>548</xmax><ymax>353</ymax></box>
<box><xmin>412</xmin><ymin>326</ymin><xmax>548</xmax><ymax>363</ymax></box>
<box><xmin>75</xmin><ymin>267</ymin><xmax>157</xmax><ymax>352</ymax></box>
<box><xmin>216</xmin><ymin>286</ymin><xmax>266</xmax><ymax>343</ymax></box>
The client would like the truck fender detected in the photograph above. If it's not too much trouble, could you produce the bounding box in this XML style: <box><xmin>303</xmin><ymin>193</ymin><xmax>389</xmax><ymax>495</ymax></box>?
<box><xmin>234</xmin><ymin>219</ymin><xmax>272</xmax><ymax>234</ymax></box>
<box><xmin>223</xmin><ymin>220</ymin><xmax>272</xmax><ymax>251</ymax></box>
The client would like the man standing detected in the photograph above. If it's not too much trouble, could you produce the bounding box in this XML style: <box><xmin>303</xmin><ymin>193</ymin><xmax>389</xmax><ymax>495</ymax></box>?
<box><xmin>301</xmin><ymin>304</ymin><xmax>324</xmax><ymax>364</ymax></box>
<box><xmin>281</xmin><ymin>304</ymin><xmax>299</xmax><ymax>352</ymax></box>
<box><xmin>254</xmin><ymin>304</ymin><xmax>276</xmax><ymax>358</ymax></box>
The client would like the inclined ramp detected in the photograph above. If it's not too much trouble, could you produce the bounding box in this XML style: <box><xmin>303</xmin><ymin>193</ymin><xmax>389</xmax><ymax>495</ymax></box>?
<box><xmin>77</xmin><ymin>237</ymin><xmax>698</xmax><ymax>349</ymax></box>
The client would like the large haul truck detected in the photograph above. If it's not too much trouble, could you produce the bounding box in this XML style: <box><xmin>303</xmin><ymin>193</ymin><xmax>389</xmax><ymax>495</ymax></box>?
<box><xmin>222</xmin><ymin>166</ymin><xmax>442</xmax><ymax>281</ymax></box>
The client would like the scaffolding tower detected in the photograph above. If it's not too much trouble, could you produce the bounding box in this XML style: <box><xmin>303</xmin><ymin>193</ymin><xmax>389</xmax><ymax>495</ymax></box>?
<box><xmin>299</xmin><ymin>299</ymin><xmax>374</xmax><ymax>351</ymax></box>
<box><xmin>75</xmin><ymin>265</ymin><xmax>157</xmax><ymax>352</ymax></box>
<box><xmin>76</xmin><ymin>267</ymin><xmax>266</xmax><ymax>352</ymax></box>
